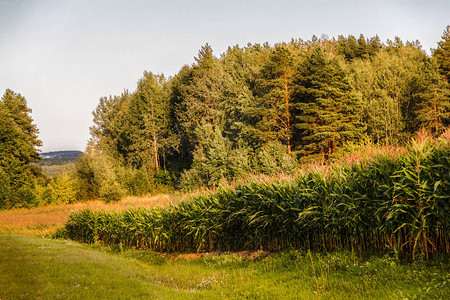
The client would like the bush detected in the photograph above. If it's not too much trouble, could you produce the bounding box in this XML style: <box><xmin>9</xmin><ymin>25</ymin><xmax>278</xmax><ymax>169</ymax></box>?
<box><xmin>100</xmin><ymin>184</ymin><xmax>125</xmax><ymax>203</ymax></box>
<box><xmin>120</xmin><ymin>167</ymin><xmax>153</xmax><ymax>196</ymax></box>
<box><xmin>180</xmin><ymin>123</ymin><xmax>252</xmax><ymax>190</ymax></box>
<box><xmin>14</xmin><ymin>185</ymin><xmax>38</xmax><ymax>208</ymax></box>
<box><xmin>75</xmin><ymin>151</ymin><xmax>126</xmax><ymax>200</ymax></box>
<box><xmin>254</xmin><ymin>141</ymin><xmax>299</xmax><ymax>175</ymax></box>
<box><xmin>49</xmin><ymin>170</ymin><xmax>77</xmax><ymax>204</ymax></box>
<box><xmin>34</xmin><ymin>183</ymin><xmax>53</xmax><ymax>206</ymax></box>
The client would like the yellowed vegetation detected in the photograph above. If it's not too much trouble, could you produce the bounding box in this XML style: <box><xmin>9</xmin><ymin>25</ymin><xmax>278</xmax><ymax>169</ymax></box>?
<box><xmin>0</xmin><ymin>194</ymin><xmax>180</xmax><ymax>236</ymax></box>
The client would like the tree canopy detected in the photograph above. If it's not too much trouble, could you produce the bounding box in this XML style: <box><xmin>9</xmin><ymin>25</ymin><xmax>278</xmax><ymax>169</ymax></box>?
<box><xmin>82</xmin><ymin>28</ymin><xmax>450</xmax><ymax>191</ymax></box>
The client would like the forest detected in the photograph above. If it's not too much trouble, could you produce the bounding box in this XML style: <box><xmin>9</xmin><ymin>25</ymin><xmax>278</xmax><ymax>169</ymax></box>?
<box><xmin>1</xmin><ymin>27</ymin><xmax>450</xmax><ymax>209</ymax></box>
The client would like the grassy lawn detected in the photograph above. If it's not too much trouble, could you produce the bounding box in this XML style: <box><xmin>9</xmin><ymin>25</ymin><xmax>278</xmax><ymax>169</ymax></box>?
<box><xmin>1</xmin><ymin>234</ymin><xmax>448</xmax><ymax>299</ymax></box>
<box><xmin>0</xmin><ymin>234</ymin><xmax>200</xmax><ymax>299</ymax></box>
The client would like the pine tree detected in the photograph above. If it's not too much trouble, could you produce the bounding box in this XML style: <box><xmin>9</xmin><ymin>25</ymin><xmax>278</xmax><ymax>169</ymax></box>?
<box><xmin>0</xmin><ymin>89</ymin><xmax>42</xmax><ymax>208</ymax></box>
<box><xmin>337</xmin><ymin>34</ymin><xmax>382</xmax><ymax>62</ymax></box>
<box><xmin>337</xmin><ymin>35</ymin><xmax>358</xmax><ymax>61</ymax></box>
<box><xmin>292</xmin><ymin>48</ymin><xmax>363</xmax><ymax>158</ymax></box>
<box><xmin>433</xmin><ymin>25</ymin><xmax>450</xmax><ymax>82</ymax></box>
<box><xmin>220</xmin><ymin>43</ymin><xmax>272</xmax><ymax>149</ymax></box>
<box><xmin>413</xmin><ymin>60</ymin><xmax>450</xmax><ymax>134</ymax></box>
<box><xmin>253</xmin><ymin>44</ymin><xmax>297</xmax><ymax>153</ymax></box>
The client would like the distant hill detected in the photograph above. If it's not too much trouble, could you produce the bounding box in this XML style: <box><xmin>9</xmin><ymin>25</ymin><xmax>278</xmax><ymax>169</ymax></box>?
<box><xmin>41</xmin><ymin>151</ymin><xmax>83</xmax><ymax>159</ymax></box>
<box><xmin>37</xmin><ymin>150</ymin><xmax>83</xmax><ymax>166</ymax></box>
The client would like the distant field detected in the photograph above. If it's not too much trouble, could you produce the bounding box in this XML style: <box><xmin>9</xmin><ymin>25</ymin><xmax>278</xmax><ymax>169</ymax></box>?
<box><xmin>0</xmin><ymin>194</ymin><xmax>179</xmax><ymax>236</ymax></box>
<box><xmin>40</xmin><ymin>163</ymin><xmax>75</xmax><ymax>177</ymax></box>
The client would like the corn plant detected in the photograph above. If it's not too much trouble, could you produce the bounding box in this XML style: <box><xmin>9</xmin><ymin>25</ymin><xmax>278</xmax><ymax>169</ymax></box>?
<box><xmin>57</xmin><ymin>134</ymin><xmax>450</xmax><ymax>259</ymax></box>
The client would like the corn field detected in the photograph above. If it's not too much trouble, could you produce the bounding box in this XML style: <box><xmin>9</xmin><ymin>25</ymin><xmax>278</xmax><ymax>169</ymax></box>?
<box><xmin>58</xmin><ymin>136</ymin><xmax>450</xmax><ymax>259</ymax></box>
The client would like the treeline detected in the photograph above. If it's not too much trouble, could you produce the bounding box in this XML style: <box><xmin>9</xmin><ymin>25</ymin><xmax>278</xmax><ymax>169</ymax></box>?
<box><xmin>1</xmin><ymin>28</ymin><xmax>449</xmax><ymax>208</ymax></box>
<box><xmin>79</xmin><ymin>28</ymin><xmax>450</xmax><ymax>198</ymax></box>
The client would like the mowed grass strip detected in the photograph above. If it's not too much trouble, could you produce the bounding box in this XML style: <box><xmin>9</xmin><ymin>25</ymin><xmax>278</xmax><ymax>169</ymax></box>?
<box><xmin>0</xmin><ymin>234</ymin><xmax>200</xmax><ymax>300</ymax></box>
<box><xmin>1</xmin><ymin>234</ymin><xmax>449</xmax><ymax>299</ymax></box>
<box><xmin>0</xmin><ymin>194</ymin><xmax>177</xmax><ymax>236</ymax></box>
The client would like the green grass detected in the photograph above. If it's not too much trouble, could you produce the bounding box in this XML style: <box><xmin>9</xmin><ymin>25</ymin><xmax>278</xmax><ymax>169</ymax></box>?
<box><xmin>1</xmin><ymin>234</ymin><xmax>449</xmax><ymax>299</ymax></box>
<box><xmin>0</xmin><ymin>234</ymin><xmax>199</xmax><ymax>299</ymax></box>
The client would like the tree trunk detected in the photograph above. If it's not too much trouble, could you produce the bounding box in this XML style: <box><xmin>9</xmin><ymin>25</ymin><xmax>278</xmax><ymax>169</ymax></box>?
<box><xmin>284</xmin><ymin>72</ymin><xmax>291</xmax><ymax>154</ymax></box>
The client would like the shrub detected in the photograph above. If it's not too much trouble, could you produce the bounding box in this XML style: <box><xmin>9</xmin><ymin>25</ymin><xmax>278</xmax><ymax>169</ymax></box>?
<box><xmin>99</xmin><ymin>184</ymin><xmax>125</xmax><ymax>203</ymax></box>
<box><xmin>49</xmin><ymin>170</ymin><xmax>77</xmax><ymax>204</ymax></box>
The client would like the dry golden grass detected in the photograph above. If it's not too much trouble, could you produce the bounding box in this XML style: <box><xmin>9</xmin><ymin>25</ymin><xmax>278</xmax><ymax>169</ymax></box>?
<box><xmin>0</xmin><ymin>194</ymin><xmax>181</xmax><ymax>237</ymax></box>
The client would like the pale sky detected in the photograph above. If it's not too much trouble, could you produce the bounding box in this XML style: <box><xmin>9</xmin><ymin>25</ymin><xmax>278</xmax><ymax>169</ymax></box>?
<box><xmin>1</xmin><ymin>0</ymin><xmax>449</xmax><ymax>152</ymax></box>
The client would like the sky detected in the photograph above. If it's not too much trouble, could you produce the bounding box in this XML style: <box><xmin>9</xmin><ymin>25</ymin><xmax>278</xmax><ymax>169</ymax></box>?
<box><xmin>0</xmin><ymin>0</ymin><xmax>449</xmax><ymax>152</ymax></box>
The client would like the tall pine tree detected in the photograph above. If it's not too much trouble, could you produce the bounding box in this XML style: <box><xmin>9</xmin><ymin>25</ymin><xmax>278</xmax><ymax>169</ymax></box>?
<box><xmin>292</xmin><ymin>48</ymin><xmax>363</xmax><ymax>158</ymax></box>
<box><xmin>433</xmin><ymin>25</ymin><xmax>450</xmax><ymax>82</ymax></box>
<box><xmin>0</xmin><ymin>89</ymin><xmax>42</xmax><ymax>208</ymax></box>
<box><xmin>253</xmin><ymin>44</ymin><xmax>297</xmax><ymax>153</ymax></box>
<box><xmin>413</xmin><ymin>60</ymin><xmax>450</xmax><ymax>134</ymax></box>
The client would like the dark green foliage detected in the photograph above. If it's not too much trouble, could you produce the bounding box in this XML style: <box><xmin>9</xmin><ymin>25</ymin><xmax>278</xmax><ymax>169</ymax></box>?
<box><xmin>219</xmin><ymin>45</ymin><xmax>265</xmax><ymax>148</ymax></box>
<box><xmin>253</xmin><ymin>141</ymin><xmax>299</xmax><ymax>175</ymax></box>
<box><xmin>337</xmin><ymin>34</ymin><xmax>382</xmax><ymax>61</ymax></box>
<box><xmin>99</xmin><ymin>184</ymin><xmax>125</xmax><ymax>203</ymax></box>
<box><xmin>293</xmin><ymin>47</ymin><xmax>364</xmax><ymax>157</ymax></box>
<box><xmin>413</xmin><ymin>60</ymin><xmax>450</xmax><ymax>133</ymax></box>
<box><xmin>253</xmin><ymin>44</ymin><xmax>297</xmax><ymax>152</ymax></box>
<box><xmin>4</xmin><ymin>31</ymin><xmax>450</xmax><ymax>208</ymax></box>
<box><xmin>59</xmin><ymin>136</ymin><xmax>450</xmax><ymax>258</ymax></box>
<box><xmin>0</xmin><ymin>89</ymin><xmax>42</xmax><ymax>208</ymax></box>
<box><xmin>0</xmin><ymin>168</ymin><xmax>11</xmax><ymax>208</ymax></box>
<box><xmin>83</xmin><ymin>72</ymin><xmax>176</xmax><ymax>199</ymax></box>
<box><xmin>348</xmin><ymin>44</ymin><xmax>439</xmax><ymax>143</ymax></box>
<box><xmin>123</xmin><ymin>169</ymin><xmax>153</xmax><ymax>196</ymax></box>
<box><xmin>74</xmin><ymin>151</ymin><xmax>127</xmax><ymax>201</ymax></box>
<box><xmin>125</xmin><ymin>72</ymin><xmax>174</xmax><ymax>170</ymax></box>
<box><xmin>433</xmin><ymin>25</ymin><xmax>450</xmax><ymax>82</ymax></box>
<box><xmin>74</xmin><ymin>153</ymin><xmax>100</xmax><ymax>200</ymax></box>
